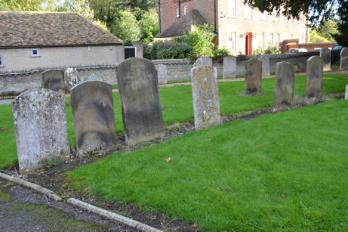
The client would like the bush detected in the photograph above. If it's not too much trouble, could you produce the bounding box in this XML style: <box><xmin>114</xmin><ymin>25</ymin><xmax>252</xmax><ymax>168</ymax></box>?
<box><xmin>213</xmin><ymin>48</ymin><xmax>230</xmax><ymax>63</ymax></box>
<box><xmin>254</xmin><ymin>47</ymin><xmax>281</xmax><ymax>55</ymax></box>
<box><xmin>144</xmin><ymin>41</ymin><xmax>194</xmax><ymax>59</ymax></box>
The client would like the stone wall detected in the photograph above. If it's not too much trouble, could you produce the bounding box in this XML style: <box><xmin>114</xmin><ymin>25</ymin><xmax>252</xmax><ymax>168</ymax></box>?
<box><xmin>0</xmin><ymin>65</ymin><xmax>117</xmax><ymax>96</ymax></box>
<box><xmin>152</xmin><ymin>59</ymin><xmax>192</xmax><ymax>82</ymax></box>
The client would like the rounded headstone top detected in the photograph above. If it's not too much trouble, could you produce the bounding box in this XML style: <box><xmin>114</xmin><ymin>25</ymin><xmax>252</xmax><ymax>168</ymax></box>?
<box><xmin>307</xmin><ymin>55</ymin><xmax>323</xmax><ymax>63</ymax></box>
<box><xmin>247</xmin><ymin>57</ymin><xmax>262</xmax><ymax>64</ymax></box>
<box><xmin>71</xmin><ymin>80</ymin><xmax>112</xmax><ymax>93</ymax></box>
<box><xmin>193</xmin><ymin>57</ymin><xmax>213</xmax><ymax>67</ymax></box>
<box><xmin>341</xmin><ymin>47</ymin><xmax>348</xmax><ymax>56</ymax></box>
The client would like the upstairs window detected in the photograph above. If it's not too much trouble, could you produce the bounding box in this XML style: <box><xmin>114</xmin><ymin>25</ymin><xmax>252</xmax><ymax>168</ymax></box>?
<box><xmin>244</xmin><ymin>4</ymin><xmax>252</xmax><ymax>20</ymax></box>
<box><xmin>183</xmin><ymin>5</ymin><xmax>188</xmax><ymax>15</ymax></box>
<box><xmin>227</xmin><ymin>0</ymin><xmax>236</xmax><ymax>17</ymax></box>
<box><xmin>31</xmin><ymin>49</ymin><xmax>40</xmax><ymax>57</ymax></box>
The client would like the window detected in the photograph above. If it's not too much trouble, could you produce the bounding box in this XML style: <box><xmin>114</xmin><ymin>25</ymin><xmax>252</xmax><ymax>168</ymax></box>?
<box><xmin>244</xmin><ymin>4</ymin><xmax>252</xmax><ymax>19</ymax></box>
<box><xmin>267</xmin><ymin>33</ymin><xmax>273</xmax><ymax>47</ymax></box>
<box><xmin>273</xmin><ymin>13</ymin><xmax>280</xmax><ymax>23</ymax></box>
<box><xmin>227</xmin><ymin>0</ymin><xmax>236</xmax><ymax>17</ymax></box>
<box><xmin>183</xmin><ymin>5</ymin><xmax>188</xmax><ymax>15</ymax></box>
<box><xmin>228</xmin><ymin>32</ymin><xmax>237</xmax><ymax>52</ymax></box>
<box><xmin>260</xmin><ymin>12</ymin><xmax>267</xmax><ymax>21</ymax></box>
<box><xmin>176</xmin><ymin>7</ymin><xmax>180</xmax><ymax>18</ymax></box>
<box><xmin>31</xmin><ymin>49</ymin><xmax>40</xmax><ymax>57</ymax></box>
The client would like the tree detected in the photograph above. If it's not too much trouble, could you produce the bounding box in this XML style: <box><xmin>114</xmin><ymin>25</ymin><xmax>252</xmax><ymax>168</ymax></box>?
<box><xmin>139</xmin><ymin>8</ymin><xmax>159</xmax><ymax>45</ymax></box>
<box><xmin>111</xmin><ymin>10</ymin><xmax>141</xmax><ymax>44</ymax></box>
<box><xmin>244</xmin><ymin>0</ymin><xmax>348</xmax><ymax>46</ymax></box>
<box><xmin>0</xmin><ymin>0</ymin><xmax>44</xmax><ymax>11</ymax></box>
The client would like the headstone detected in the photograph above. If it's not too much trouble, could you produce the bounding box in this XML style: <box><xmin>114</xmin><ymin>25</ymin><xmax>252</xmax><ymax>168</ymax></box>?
<box><xmin>193</xmin><ymin>57</ymin><xmax>213</xmax><ymax>67</ymax></box>
<box><xmin>117</xmin><ymin>58</ymin><xmax>164</xmax><ymax>145</ymax></box>
<box><xmin>71</xmin><ymin>81</ymin><xmax>117</xmax><ymax>154</ymax></box>
<box><xmin>345</xmin><ymin>85</ymin><xmax>348</xmax><ymax>100</ymax></box>
<box><xmin>157</xmin><ymin>64</ymin><xmax>168</xmax><ymax>84</ymax></box>
<box><xmin>274</xmin><ymin>62</ymin><xmax>295</xmax><ymax>107</ymax></box>
<box><xmin>258</xmin><ymin>55</ymin><xmax>270</xmax><ymax>78</ymax></box>
<box><xmin>42</xmin><ymin>70</ymin><xmax>65</xmax><ymax>92</ymax></box>
<box><xmin>320</xmin><ymin>48</ymin><xmax>331</xmax><ymax>71</ymax></box>
<box><xmin>306</xmin><ymin>56</ymin><xmax>323</xmax><ymax>100</ymax></box>
<box><xmin>191</xmin><ymin>65</ymin><xmax>221</xmax><ymax>129</ymax></box>
<box><xmin>223</xmin><ymin>56</ymin><xmax>237</xmax><ymax>79</ymax></box>
<box><xmin>245</xmin><ymin>57</ymin><xmax>262</xmax><ymax>95</ymax></box>
<box><xmin>12</xmin><ymin>89</ymin><xmax>69</xmax><ymax>172</ymax></box>
<box><xmin>341</xmin><ymin>48</ymin><xmax>348</xmax><ymax>71</ymax></box>
<box><xmin>64</xmin><ymin>68</ymin><xmax>80</xmax><ymax>92</ymax></box>
<box><xmin>134</xmin><ymin>42</ymin><xmax>144</xmax><ymax>58</ymax></box>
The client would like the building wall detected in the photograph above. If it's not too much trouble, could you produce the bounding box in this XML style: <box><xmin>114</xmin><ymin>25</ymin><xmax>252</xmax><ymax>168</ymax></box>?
<box><xmin>217</xmin><ymin>0</ymin><xmax>308</xmax><ymax>55</ymax></box>
<box><xmin>0</xmin><ymin>45</ymin><xmax>124</xmax><ymax>73</ymax></box>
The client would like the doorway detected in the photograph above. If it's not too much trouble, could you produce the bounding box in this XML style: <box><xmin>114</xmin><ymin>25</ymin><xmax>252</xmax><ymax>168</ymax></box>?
<box><xmin>245</xmin><ymin>32</ymin><xmax>253</xmax><ymax>55</ymax></box>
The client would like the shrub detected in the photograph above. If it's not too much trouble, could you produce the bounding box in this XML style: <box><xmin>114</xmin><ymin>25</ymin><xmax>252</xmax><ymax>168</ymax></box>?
<box><xmin>254</xmin><ymin>47</ymin><xmax>281</xmax><ymax>55</ymax></box>
<box><xmin>144</xmin><ymin>41</ymin><xmax>194</xmax><ymax>59</ymax></box>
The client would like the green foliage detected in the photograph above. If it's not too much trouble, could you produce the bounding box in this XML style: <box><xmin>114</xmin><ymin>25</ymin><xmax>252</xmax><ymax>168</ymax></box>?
<box><xmin>144</xmin><ymin>41</ymin><xmax>194</xmax><ymax>59</ymax></box>
<box><xmin>253</xmin><ymin>46</ymin><xmax>281</xmax><ymax>55</ymax></box>
<box><xmin>111</xmin><ymin>10</ymin><xmax>141</xmax><ymax>44</ymax></box>
<box><xmin>181</xmin><ymin>24</ymin><xmax>216</xmax><ymax>58</ymax></box>
<box><xmin>139</xmin><ymin>9</ymin><xmax>159</xmax><ymax>45</ymax></box>
<box><xmin>0</xmin><ymin>0</ymin><xmax>43</xmax><ymax>11</ymax></box>
<box><xmin>309</xmin><ymin>30</ymin><xmax>330</xmax><ymax>43</ymax></box>
<box><xmin>316</xmin><ymin>20</ymin><xmax>339</xmax><ymax>42</ymax></box>
<box><xmin>213</xmin><ymin>47</ymin><xmax>230</xmax><ymax>58</ymax></box>
<box><xmin>334</xmin><ymin>0</ymin><xmax>348</xmax><ymax>46</ymax></box>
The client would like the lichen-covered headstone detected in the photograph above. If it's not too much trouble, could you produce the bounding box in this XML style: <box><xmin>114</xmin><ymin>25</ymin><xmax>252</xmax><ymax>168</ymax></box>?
<box><xmin>71</xmin><ymin>81</ymin><xmax>117</xmax><ymax>155</ymax></box>
<box><xmin>258</xmin><ymin>55</ymin><xmax>270</xmax><ymax>78</ymax></box>
<box><xmin>306</xmin><ymin>56</ymin><xmax>323</xmax><ymax>100</ymax></box>
<box><xmin>117</xmin><ymin>58</ymin><xmax>164</xmax><ymax>145</ymax></box>
<box><xmin>12</xmin><ymin>89</ymin><xmax>69</xmax><ymax>172</ymax></box>
<box><xmin>320</xmin><ymin>48</ymin><xmax>331</xmax><ymax>71</ymax></box>
<box><xmin>191</xmin><ymin>65</ymin><xmax>221</xmax><ymax>129</ymax></box>
<box><xmin>245</xmin><ymin>57</ymin><xmax>262</xmax><ymax>95</ymax></box>
<box><xmin>341</xmin><ymin>48</ymin><xmax>348</xmax><ymax>71</ymax></box>
<box><xmin>193</xmin><ymin>57</ymin><xmax>213</xmax><ymax>67</ymax></box>
<box><xmin>223</xmin><ymin>56</ymin><xmax>237</xmax><ymax>79</ymax></box>
<box><xmin>274</xmin><ymin>62</ymin><xmax>295</xmax><ymax>107</ymax></box>
<box><xmin>157</xmin><ymin>64</ymin><xmax>168</xmax><ymax>84</ymax></box>
<box><xmin>42</xmin><ymin>70</ymin><xmax>65</xmax><ymax>92</ymax></box>
<box><xmin>64</xmin><ymin>68</ymin><xmax>80</xmax><ymax>92</ymax></box>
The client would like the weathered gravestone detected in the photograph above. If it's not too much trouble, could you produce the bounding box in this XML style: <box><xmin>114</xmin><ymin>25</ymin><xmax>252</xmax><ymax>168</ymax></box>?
<box><xmin>191</xmin><ymin>65</ymin><xmax>221</xmax><ymax>129</ymax></box>
<box><xmin>320</xmin><ymin>48</ymin><xmax>331</xmax><ymax>71</ymax></box>
<box><xmin>223</xmin><ymin>56</ymin><xmax>237</xmax><ymax>79</ymax></box>
<box><xmin>12</xmin><ymin>89</ymin><xmax>69</xmax><ymax>172</ymax></box>
<box><xmin>157</xmin><ymin>64</ymin><xmax>168</xmax><ymax>84</ymax></box>
<box><xmin>306</xmin><ymin>56</ymin><xmax>323</xmax><ymax>100</ymax></box>
<box><xmin>258</xmin><ymin>55</ymin><xmax>270</xmax><ymax>78</ymax></box>
<box><xmin>117</xmin><ymin>58</ymin><xmax>164</xmax><ymax>145</ymax></box>
<box><xmin>42</xmin><ymin>70</ymin><xmax>65</xmax><ymax>92</ymax></box>
<box><xmin>245</xmin><ymin>57</ymin><xmax>262</xmax><ymax>95</ymax></box>
<box><xmin>345</xmin><ymin>85</ymin><xmax>348</xmax><ymax>100</ymax></box>
<box><xmin>341</xmin><ymin>48</ymin><xmax>348</xmax><ymax>71</ymax></box>
<box><xmin>71</xmin><ymin>81</ymin><xmax>117</xmax><ymax>154</ymax></box>
<box><xmin>64</xmin><ymin>68</ymin><xmax>80</xmax><ymax>92</ymax></box>
<box><xmin>274</xmin><ymin>62</ymin><xmax>295</xmax><ymax>107</ymax></box>
<box><xmin>194</xmin><ymin>57</ymin><xmax>213</xmax><ymax>67</ymax></box>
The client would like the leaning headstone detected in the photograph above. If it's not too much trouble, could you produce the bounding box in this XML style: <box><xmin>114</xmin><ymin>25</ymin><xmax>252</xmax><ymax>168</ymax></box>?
<box><xmin>274</xmin><ymin>62</ymin><xmax>295</xmax><ymax>107</ymax></box>
<box><xmin>306</xmin><ymin>56</ymin><xmax>323</xmax><ymax>100</ymax></box>
<box><xmin>258</xmin><ymin>55</ymin><xmax>270</xmax><ymax>78</ymax></box>
<box><xmin>320</xmin><ymin>48</ymin><xmax>331</xmax><ymax>71</ymax></box>
<box><xmin>191</xmin><ymin>65</ymin><xmax>221</xmax><ymax>129</ymax></box>
<box><xmin>194</xmin><ymin>57</ymin><xmax>213</xmax><ymax>67</ymax></box>
<box><xmin>157</xmin><ymin>64</ymin><xmax>168</xmax><ymax>84</ymax></box>
<box><xmin>117</xmin><ymin>58</ymin><xmax>164</xmax><ymax>145</ymax></box>
<box><xmin>42</xmin><ymin>70</ymin><xmax>65</xmax><ymax>92</ymax></box>
<box><xmin>345</xmin><ymin>85</ymin><xmax>348</xmax><ymax>100</ymax></box>
<box><xmin>341</xmin><ymin>48</ymin><xmax>348</xmax><ymax>71</ymax></box>
<box><xmin>12</xmin><ymin>89</ymin><xmax>69</xmax><ymax>172</ymax></box>
<box><xmin>223</xmin><ymin>56</ymin><xmax>237</xmax><ymax>79</ymax></box>
<box><xmin>245</xmin><ymin>57</ymin><xmax>262</xmax><ymax>95</ymax></box>
<box><xmin>64</xmin><ymin>68</ymin><xmax>80</xmax><ymax>92</ymax></box>
<box><xmin>71</xmin><ymin>81</ymin><xmax>117</xmax><ymax>155</ymax></box>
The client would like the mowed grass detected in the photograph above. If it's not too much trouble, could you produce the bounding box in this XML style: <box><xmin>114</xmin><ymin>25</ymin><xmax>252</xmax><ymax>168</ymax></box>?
<box><xmin>68</xmin><ymin>100</ymin><xmax>348</xmax><ymax>231</ymax></box>
<box><xmin>1</xmin><ymin>73</ymin><xmax>348</xmax><ymax>169</ymax></box>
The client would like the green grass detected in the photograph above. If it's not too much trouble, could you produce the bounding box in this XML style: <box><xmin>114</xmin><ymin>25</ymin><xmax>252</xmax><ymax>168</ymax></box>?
<box><xmin>1</xmin><ymin>73</ymin><xmax>348</xmax><ymax>169</ymax></box>
<box><xmin>67</xmin><ymin>100</ymin><xmax>348</xmax><ymax>231</ymax></box>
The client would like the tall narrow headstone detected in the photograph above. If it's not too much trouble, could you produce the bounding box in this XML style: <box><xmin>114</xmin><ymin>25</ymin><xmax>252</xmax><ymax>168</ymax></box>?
<box><xmin>157</xmin><ymin>64</ymin><xmax>168</xmax><ymax>84</ymax></box>
<box><xmin>12</xmin><ymin>89</ymin><xmax>69</xmax><ymax>172</ymax></box>
<box><xmin>64</xmin><ymin>68</ymin><xmax>80</xmax><ymax>92</ymax></box>
<box><xmin>306</xmin><ymin>56</ymin><xmax>323</xmax><ymax>100</ymax></box>
<box><xmin>341</xmin><ymin>48</ymin><xmax>348</xmax><ymax>71</ymax></box>
<box><xmin>42</xmin><ymin>70</ymin><xmax>65</xmax><ymax>92</ymax></box>
<box><xmin>274</xmin><ymin>62</ymin><xmax>295</xmax><ymax>107</ymax></box>
<box><xmin>117</xmin><ymin>58</ymin><xmax>164</xmax><ymax>145</ymax></box>
<box><xmin>191</xmin><ymin>65</ymin><xmax>221</xmax><ymax>129</ymax></box>
<box><xmin>258</xmin><ymin>55</ymin><xmax>270</xmax><ymax>78</ymax></box>
<box><xmin>345</xmin><ymin>85</ymin><xmax>348</xmax><ymax>100</ymax></box>
<box><xmin>245</xmin><ymin>57</ymin><xmax>262</xmax><ymax>95</ymax></box>
<box><xmin>71</xmin><ymin>81</ymin><xmax>117</xmax><ymax>154</ymax></box>
<box><xmin>320</xmin><ymin>48</ymin><xmax>331</xmax><ymax>71</ymax></box>
<box><xmin>194</xmin><ymin>57</ymin><xmax>213</xmax><ymax>67</ymax></box>
<box><xmin>223</xmin><ymin>56</ymin><xmax>237</xmax><ymax>79</ymax></box>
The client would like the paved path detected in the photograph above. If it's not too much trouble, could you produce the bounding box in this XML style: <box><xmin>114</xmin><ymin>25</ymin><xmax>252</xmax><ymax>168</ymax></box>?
<box><xmin>0</xmin><ymin>180</ymin><xmax>135</xmax><ymax>232</ymax></box>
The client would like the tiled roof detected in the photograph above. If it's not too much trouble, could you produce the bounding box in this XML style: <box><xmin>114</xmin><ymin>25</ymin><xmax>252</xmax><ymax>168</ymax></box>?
<box><xmin>158</xmin><ymin>10</ymin><xmax>207</xmax><ymax>38</ymax></box>
<box><xmin>0</xmin><ymin>12</ymin><xmax>122</xmax><ymax>48</ymax></box>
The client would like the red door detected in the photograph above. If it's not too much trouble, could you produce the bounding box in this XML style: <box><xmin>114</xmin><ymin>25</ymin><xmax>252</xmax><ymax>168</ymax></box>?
<box><xmin>245</xmin><ymin>32</ymin><xmax>253</xmax><ymax>55</ymax></box>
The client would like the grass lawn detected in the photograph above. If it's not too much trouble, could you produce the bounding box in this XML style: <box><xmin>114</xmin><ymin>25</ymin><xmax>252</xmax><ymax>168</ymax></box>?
<box><xmin>1</xmin><ymin>73</ymin><xmax>348</xmax><ymax>170</ymax></box>
<box><xmin>67</xmin><ymin>100</ymin><xmax>348</xmax><ymax>231</ymax></box>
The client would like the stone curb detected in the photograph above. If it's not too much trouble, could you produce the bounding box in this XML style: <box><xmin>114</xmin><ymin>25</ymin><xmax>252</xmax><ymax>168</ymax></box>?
<box><xmin>0</xmin><ymin>172</ymin><xmax>163</xmax><ymax>232</ymax></box>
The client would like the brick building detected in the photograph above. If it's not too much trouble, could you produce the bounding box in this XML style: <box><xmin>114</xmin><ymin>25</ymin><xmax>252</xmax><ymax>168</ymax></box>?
<box><xmin>157</xmin><ymin>0</ymin><xmax>308</xmax><ymax>55</ymax></box>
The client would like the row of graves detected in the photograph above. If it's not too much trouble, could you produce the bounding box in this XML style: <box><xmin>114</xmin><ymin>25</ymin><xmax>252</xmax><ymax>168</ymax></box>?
<box><xmin>12</xmin><ymin>48</ymin><xmax>348</xmax><ymax>173</ymax></box>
